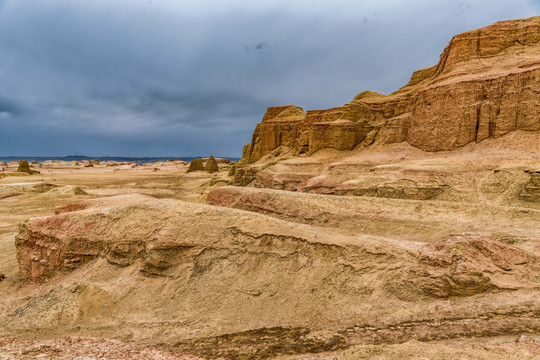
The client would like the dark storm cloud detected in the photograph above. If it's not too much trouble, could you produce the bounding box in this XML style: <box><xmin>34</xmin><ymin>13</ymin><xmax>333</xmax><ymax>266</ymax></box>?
<box><xmin>0</xmin><ymin>0</ymin><xmax>538</xmax><ymax>157</ymax></box>
<box><xmin>0</xmin><ymin>96</ymin><xmax>21</xmax><ymax>115</ymax></box>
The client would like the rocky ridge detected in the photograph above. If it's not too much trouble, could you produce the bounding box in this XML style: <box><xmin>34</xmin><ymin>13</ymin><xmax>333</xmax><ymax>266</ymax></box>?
<box><xmin>242</xmin><ymin>17</ymin><xmax>540</xmax><ymax>163</ymax></box>
<box><xmin>4</xmin><ymin>192</ymin><xmax>539</xmax><ymax>358</ymax></box>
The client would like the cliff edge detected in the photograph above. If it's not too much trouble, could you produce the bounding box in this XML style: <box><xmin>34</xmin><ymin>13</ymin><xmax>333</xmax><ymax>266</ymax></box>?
<box><xmin>242</xmin><ymin>17</ymin><xmax>540</xmax><ymax>163</ymax></box>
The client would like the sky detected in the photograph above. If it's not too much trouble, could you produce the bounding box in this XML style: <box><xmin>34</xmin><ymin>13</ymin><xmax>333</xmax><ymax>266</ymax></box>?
<box><xmin>0</xmin><ymin>0</ymin><xmax>538</xmax><ymax>157</ymax></box>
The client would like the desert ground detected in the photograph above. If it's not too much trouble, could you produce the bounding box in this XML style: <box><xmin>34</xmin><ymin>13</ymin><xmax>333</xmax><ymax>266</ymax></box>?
<box><xmin>0</xmin><ymin>135</ymin><xmax>539</xmax><ymax>359</ymax></box>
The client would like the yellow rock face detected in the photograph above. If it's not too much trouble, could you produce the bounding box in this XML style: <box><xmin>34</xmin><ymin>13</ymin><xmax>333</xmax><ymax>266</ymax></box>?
<box><xmin>244</xmin><ymin>17</ymin><xmax>540</xmax><ymax>163</ymax></box>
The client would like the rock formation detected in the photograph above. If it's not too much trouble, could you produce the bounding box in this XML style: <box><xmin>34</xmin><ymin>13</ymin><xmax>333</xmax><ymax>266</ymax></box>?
<box><xmin>8</xmin><ymin>194</ymin><xmax>540</xmax><ymax>358</ymax></box>
<box><xmin>336</xmin><ymin>337</ymin><xmax>540</xmax><ymax>360</ymax></box>
<box><xmin>241</xmin><ymin>17</ymin><xmax>540</xmax><ymax>163</ymax></box>
<box><xmin>17</xmin><ymin>160</ymin><xmax>39</xmax><ymax>174</ymax></box>
<box><xmin>204</xmin><ymin>156</ymin><xmax>219</xmax><ymax>173</ymax></box>
<box><xmin>17</xmin><ymin>160</ymin><xmax>31</xmax><ymax>173</ymax></box>
<box><xmin>520</xmin><ymin>170</ymin><xmax>540</xmax><ymax>201</ymax></box>
<box><xmin>202</xmin><ymin>157</ymin><xmax>231</xmax><ymax>165</ymax></box>
<box><xmin>206</xmin><ymin>186</ymin><xmax>540</xmax><ymax>243</ymax></box>
<box><xmin>187</xmin><ymin>158</ymin><xmax>204</xmax><ymax>172</ymax></box>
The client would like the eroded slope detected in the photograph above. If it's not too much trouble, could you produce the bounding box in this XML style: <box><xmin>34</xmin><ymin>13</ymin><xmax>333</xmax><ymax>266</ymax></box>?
<box><xmin>2</xmin><ymin>194</ymin><xmax>539</xmax><ymax>358</ymax></box>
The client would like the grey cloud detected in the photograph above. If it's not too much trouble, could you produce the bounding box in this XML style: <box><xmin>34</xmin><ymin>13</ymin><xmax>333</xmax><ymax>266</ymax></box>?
<box><xmin>0</xmin><ymin>96</ymin><xmax>22</xmax><ymax>116</ymax></box>
<box><xmin>245</xmin><ymin>42</ymin><xmax>269</xmax><ymax>52</ymax></box>
<box><xmin>0</xmin><ymin>0</ymin><xmax>538</xmax><ymax>157</ymax></box>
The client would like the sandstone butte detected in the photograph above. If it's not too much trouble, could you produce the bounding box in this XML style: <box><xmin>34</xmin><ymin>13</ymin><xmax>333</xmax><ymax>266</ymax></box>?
<box><xmin>241</xmin><ymin>17</ymin><xmax>540</xmax><ymax>163</ymax></box>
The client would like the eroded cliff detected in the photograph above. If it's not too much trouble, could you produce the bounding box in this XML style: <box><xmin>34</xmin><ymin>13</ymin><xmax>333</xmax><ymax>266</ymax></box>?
<box><xmin>242</xmin><ymin>17</ymin><xmax>540</xmax><ymax>163</ymax></box>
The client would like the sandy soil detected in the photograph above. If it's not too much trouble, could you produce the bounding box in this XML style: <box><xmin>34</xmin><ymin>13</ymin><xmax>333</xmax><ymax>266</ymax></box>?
<box><xmin>0</xmin><ymin>337</ymin><xmax>203</xmax><ymax>360</ymax></box>
<box><xmin>0</xmin><ymin>149</ymin><xmax>538</xmax><ymax>359</ymax></box>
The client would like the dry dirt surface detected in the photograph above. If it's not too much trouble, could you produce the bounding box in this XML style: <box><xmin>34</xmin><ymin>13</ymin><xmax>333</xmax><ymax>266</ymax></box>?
<box><xmin>336</xmin><ymin>336</ymin><xmax>540</xmax><ymax>360</ymax></box>
<box><xmin>0</xmin><ymin>337</ymin><xmax>203</xmax><ymax>360</ymax></box>
<box><xmin>0</xmin><ymin>159</ymin><xmax>539</xmax><ymax>359</ymax></box>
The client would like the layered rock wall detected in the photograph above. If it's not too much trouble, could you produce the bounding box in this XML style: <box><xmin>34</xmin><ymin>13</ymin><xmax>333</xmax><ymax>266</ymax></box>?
<box><xmin>242</xmin><ymin>17</ymin><xmax>540</xmax><ymax>163</ymax></box>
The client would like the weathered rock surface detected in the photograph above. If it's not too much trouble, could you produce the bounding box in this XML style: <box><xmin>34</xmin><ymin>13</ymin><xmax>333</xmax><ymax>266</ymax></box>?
<box><xmin>0</xmin><ymin>337</ymin><xmax>202</xmax><ymax>360</ymax></box>
<box><xmin>520</xmin><ymin>170</ymin><xmax>540</xmax><ymax>201</ymax></box>
<box><xmin>17</xmin><ymin>160</ymin><xmax>31</xmax><ymax>173</ymax></box>
<box><xmin>232</xmin><ymin>131</ymin><xmax>539</xmax><ymax>207</ymax></box>
<box><xmin>206</xmin><ymin>186</ymin><xmax>540</xmax><ymax>243</ymax></box>
<box><xmin>242</xmin><ymin>17</ymin><xmax>540</xmax><ymax>163</ymax></box>
<box><xmin>186</xmin><ymin>158</ymin><xmax>204</xmax><ymax>172</ymax></box>
<box><xmin>15</xmin><ymin>194</ymin><xmax>415</xmax><ymax>283</ymax></box>
<box><xmin>204</xmin><ymin>156</ymin><xmax>219</xmax><ymax>172</ymax></box>
<box><xmin>5</xmin><ymin>194</ymin><xmax>539</xmax><ymax>359</ymax></box>
<box><xmin>336</xmin><ymin>337</ymin><xmax>540</xmax><ymax>360</ymax></box>
<box><xmin>395</xmin><ymin>235</ymin><xmax>540</xmax><ymax>299</ymax></box>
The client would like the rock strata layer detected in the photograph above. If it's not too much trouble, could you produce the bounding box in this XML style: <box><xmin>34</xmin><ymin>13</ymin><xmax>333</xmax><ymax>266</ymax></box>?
<box><xmin>242</xmin><ymin>17</ymin><xmax>540</xmax><ymax>163</ymax></box>
<box><xmin>9</xmin><ymin>194</ymin><xmax>540</xmax><ymax>357</ymax></box>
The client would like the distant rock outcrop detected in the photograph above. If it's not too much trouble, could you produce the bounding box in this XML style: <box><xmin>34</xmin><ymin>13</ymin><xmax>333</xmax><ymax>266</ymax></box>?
<box><xmin>241</xmin><ymin>17</ymin><xmax>540</xmax><ymax>163</ymax></box>
<box><xmin>17</xmin><ymin>160</ymin><xmax>31</xmax><ymax>173</ymax></box>
<box><xmin>187</xmin><ymin>158</ymin><xmax>204</xmax><ymax>172</ymax></box>
<box><xmin>204</xmin><ymin>156</ymin><xmax>219</xmax><ymax>173</ymax></box>
<box><xmin>17</xmin><ymin>160</ymin><xmax>39</xmax><ymax>174</ymax></box>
